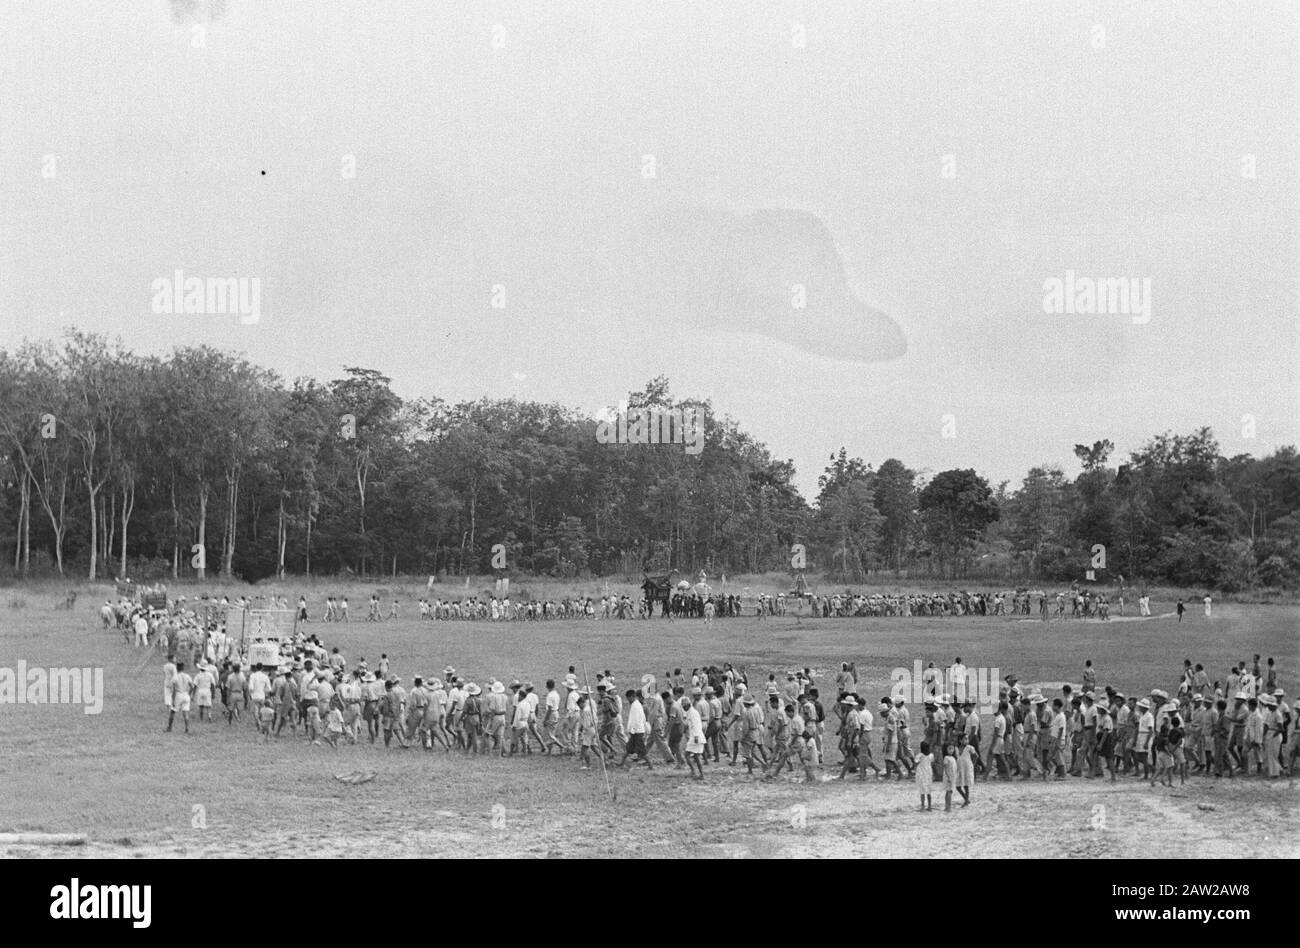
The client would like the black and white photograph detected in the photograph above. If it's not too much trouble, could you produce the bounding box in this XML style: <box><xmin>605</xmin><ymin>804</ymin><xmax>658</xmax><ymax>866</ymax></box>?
<box><xmin>0</xmin><ymin>0</ymin><xmax>1295</xmax><ymax>911</ymax></box>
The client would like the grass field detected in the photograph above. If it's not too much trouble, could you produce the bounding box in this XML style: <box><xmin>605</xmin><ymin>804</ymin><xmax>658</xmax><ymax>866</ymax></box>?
<box><xmin>0</xmin><ymin>589</ymin><xmax>1296</xmax><ymax>859</ymax></box>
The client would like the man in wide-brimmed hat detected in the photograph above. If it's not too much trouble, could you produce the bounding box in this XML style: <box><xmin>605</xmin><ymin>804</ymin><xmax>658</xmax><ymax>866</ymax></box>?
<box><xmin>484</xmin><ymin>679</ymin><xmax>509</xmax><ymax>755</ymax></box>
<box><xmin>1078</xmin><ymin>691</ymin><xmax>1099</xmax><ymax>777</ymax></box>
<box><xmin>423</xmin><ymin>675</ymin><xmax>450</xmax><ymax>750</ymax></box>
<box><xmin>461</xmin><ymin>682</ymin><xmax>484</xmax><ymax>755</ymax></box>
<box><xmin>1228</xmin><ymin>691</ymin><xmax>1250</xmax><ymax>772</ymax></box>
<box><xmin>734</xmin><ymin>692</ymin><xmax>768</xmax><ymax>775</ymax></box>
<box><xmin>1134</xmin><ymin>698</ymin><xmax>1154</xmax><ymax>779</ymax></box>
<box><xmin>1275</xmin><ymin>689</ymin><xmax>1299</xmax><ymax>776</ymax></box>
<box><xmin>1094</xmin><ymin>699</ymin><xmax>1116</xmax><ymax>780</ymax></box>
<box><xmin>575</xmin><ymin>688</ymin><xmax>598</xmax><ymax>770</ymax></box>
<box><xmin>1262</xmin><ymin>693</ymin><xmax>1286</xmax><ymax>778</ymax></box>
<box><xmin>1018</xmin><ymin>694</ymin><xmax>1042</xmax><ymax>780</ymax></box>
<box><xmin>893</xmin><ymin>694</ymin><xmax>917</xmax><ymax>776</ymax></box>
<box><xmin>1186</xmin><ymin>694</ymin><xmax>1209</xmax><ymax>773</ymax></box>
<box><xmin>1045</xmin><ymin>698</ymin><xmax>1069</xmax><ymax>780</ymax></box>
<box><xmin>841</xmin><ymin>694</ymin><xmax>879</xmax><ymax>781</ymax></box>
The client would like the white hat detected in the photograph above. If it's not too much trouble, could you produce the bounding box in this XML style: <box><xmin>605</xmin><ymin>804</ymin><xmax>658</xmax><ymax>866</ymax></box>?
<box><xmin>491</xmin><ymin>681</ymin><xmax>505</xmax><ymax>694</ymax></box>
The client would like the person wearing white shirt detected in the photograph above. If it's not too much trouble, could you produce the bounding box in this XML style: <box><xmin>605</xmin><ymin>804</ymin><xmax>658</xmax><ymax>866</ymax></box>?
<box><xmin>248</xmin><ymin>664</ymin><xmax>272</xmax><ymax>716</ymax></box>
<box><xmin>682</xmin><ymin>696</ymin><xmax>705</xmax><ymax>779</ymax></box>
<box><xmin>856</xmin><ymin>703</ymin><xmax>881</xmax><ymax>777</ymax></box>
<box><xmin>445</xmin><ymin>681</ymin><xmax>465</xmax><ymax>748</ymax></box>
<box><xmin>949</xmin><ymin>658</ymin><xmax>968</xmax><ymax>703</ymax></box>
<box><xmin>617</xmin><ymin>690</ymin><xmax>653</xmax><ymax>769</ymax></box>
<box><xmin>192</xmin><ymin>665</ymin><xmax>216</xmax><ymax>722</ymax></box>
<box><xmin>564</xmin><ymin>685</ymin><xmax>581</xmax><ymax>747</ymax></box>
<box><xmin>509</xmin><ymin>692</ymin><xmax>531</xmax><ymax>754</ymax></box>
<box><xmin>166</xmin><ymin>663</ymin><xmax>193</xmax><ymax>733</ymax></box>
<box><xmin>133</xmin><ymin>613</ymin><xmax>149</xmax><ymax>647</ymax></box>
<box><xmin>1135</xmin><ymin>700</ymin><xmax>1155</xmax><ymax>780</ymax></box>
<box><xmin>522</xmin><ymin>684</ymin><xmax>545</xmax><ymax>752</ymax></box>
<box><xmin>162</xmin><ymin>657</ymin><xmax>177</xmax><ymax>709</ymax></box>
<box><xmin>542</xmin><ymin>682</ymin><xmax>565</xmax><ymax>753</ymax></box>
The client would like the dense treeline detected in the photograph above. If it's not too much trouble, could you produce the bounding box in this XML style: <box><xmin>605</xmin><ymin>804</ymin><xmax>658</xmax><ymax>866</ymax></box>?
<box><xmin>0</xmin><ymin>333</ymin><xmax>1296</xmax><ymax>590</ymax></box>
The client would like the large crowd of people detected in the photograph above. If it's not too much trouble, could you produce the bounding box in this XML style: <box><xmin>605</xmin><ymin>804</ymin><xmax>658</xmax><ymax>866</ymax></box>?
<box><xmin>272</xmin><ymin>585</ymin><xmax>1180</xmax><ymax>624</ymax></box>
<box><xmin>154</xmin><ymin>601</ymin><xmax>1294</xmax><ymax>810</ymax></box>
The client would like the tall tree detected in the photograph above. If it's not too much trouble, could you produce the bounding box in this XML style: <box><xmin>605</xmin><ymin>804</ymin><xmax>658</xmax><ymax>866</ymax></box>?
<box><xmin>872</xmin><ymin>458</ymin><xmax>917</xmax><ymax>574</ymax></box>
<box><xmin>918</xmin><ymin>469</ymin><xmax>999</xmax><ymax>578</ymax></box>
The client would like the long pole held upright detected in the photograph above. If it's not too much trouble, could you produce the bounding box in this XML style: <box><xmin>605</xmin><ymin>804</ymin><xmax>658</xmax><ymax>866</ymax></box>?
<box><xmin>582</xmin><ymin>661</ymin><xmax>614</xmax><ymax>804</ymax></box>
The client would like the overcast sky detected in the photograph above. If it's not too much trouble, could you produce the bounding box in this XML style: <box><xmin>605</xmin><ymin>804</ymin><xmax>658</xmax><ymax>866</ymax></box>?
<box><xmin>1</xmin><ymin>1</ymin><xmax>1296</xmax><ymax>496</ymax></box>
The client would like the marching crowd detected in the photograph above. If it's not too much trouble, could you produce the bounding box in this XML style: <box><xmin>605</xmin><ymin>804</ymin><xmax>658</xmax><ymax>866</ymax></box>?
<box><xmin>312</xmin><ymin>592</ymin><xmax>744</xmax><ymax>621</ymax></box>
<box><xmin>158</xmin><ymin>613</ymin><xmax>1294</xmax><ymax>810</ymax></box>
<box><xmin>287</xmin><ymin>587</ymin><xmax>1173</xmax><ymax>624</ymax></box>
<box><xmin>807</xmin><ymin>588</ymin><xmax>1167</xmax><ymax>619</ymax></box>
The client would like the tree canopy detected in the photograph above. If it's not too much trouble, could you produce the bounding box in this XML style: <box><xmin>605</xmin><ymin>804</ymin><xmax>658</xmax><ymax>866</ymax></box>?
<box><xmin>0</xmin><ymin>333</ymin><xmax>1296</xmax><ymax>591</ymax></box>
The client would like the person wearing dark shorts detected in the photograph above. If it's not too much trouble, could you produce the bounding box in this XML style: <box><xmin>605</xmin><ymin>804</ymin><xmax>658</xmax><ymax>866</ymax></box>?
<box><xmin>617</xmin><ymin>690</ymin><xmax>653</xmax><ymax>770</ymax></box>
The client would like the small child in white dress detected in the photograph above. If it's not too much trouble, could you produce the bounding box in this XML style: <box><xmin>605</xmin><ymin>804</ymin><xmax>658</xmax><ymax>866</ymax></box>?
<box><xmin>916</xmin><ymin>740</ymin><xmax>934</xmax><ymax>810</ymax></box>
<box><xmin>942</xmin><ymin>743</ymin><xmax>958</xmax><ymax>811</ymax></box>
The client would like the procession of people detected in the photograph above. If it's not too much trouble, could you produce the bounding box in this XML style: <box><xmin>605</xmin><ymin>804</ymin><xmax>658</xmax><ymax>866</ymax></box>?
<box><xmin>157</xmin><ymin>600</ymin><xmax>1297</xmax><ymax>806</ymax></box>
<box><xmin>283</xmin><ymin>585</ymin><xmax>1168</xmax><ymax>624</ymax></box>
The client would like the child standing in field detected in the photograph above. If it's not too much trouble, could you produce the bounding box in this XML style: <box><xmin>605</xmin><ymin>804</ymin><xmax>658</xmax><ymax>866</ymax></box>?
<box><xmin>942</xmin><ymin>743</ymin><xmax>958</xmax><ymax>811</ymax></box>
<box><xmin>258</xmin><ymin>701</ymin><xmax>275</xmax><ymax>742</ymax></box>
<box><xmin>324</xmin><ymin>703</ymin><xmax>344</xmax><ymax>750</ymax></box>
<box><xmin>956</xmin><ymin>734</ymin><xmax>974</xmax><ymax>806</ymax></box>
<box><xmin>304</xmin><ymin>692</ymin><xmax>321</xmax><ymax>744</ymax></box>
<box><xmin>916</xmin><ymin>740</ymin><xmax>934</xmax><ymax>811</ymax></box>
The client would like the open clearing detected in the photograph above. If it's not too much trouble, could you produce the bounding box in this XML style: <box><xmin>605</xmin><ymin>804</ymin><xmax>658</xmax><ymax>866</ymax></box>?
<box><xmin>1</xmin><ymin>593</ymin><xmax>1296</xmax><ymax>858</ymax></box>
